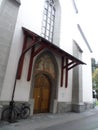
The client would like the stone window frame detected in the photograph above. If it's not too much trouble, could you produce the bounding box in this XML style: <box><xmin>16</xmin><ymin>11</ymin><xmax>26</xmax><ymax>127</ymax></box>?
<box><xmin>41</xmin><ymin>0</ymin><xmax>56</xmax><ymax>42</ymax></box>
<box><xmin>15</xmin><ymin>0</ymin><xmax>21</xmax><ymax>4</ymax></box>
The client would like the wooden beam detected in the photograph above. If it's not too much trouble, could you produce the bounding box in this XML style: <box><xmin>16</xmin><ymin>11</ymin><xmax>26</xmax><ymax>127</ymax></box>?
<box><xmin>68</xmin><ymin>63</ymin><xmax>79</xmax><ymax>70</ymax></box>
<box><xmin>27</xmin><ymin>47</ymin><xmax>35</xmax><ymax>81</ymax></box>
<box><xmin>63</xmin><ymin>61</ymin><xmax>75</xmax><ymax>69</ymax></box>
<box><xmin>65</xmin><ymin>59</ymin><xmax>68</xmax><ymax>88</ymax></box>
<box><xmin>17</xmin><ymin>35</ymin><xmax>27</xmax><ymax>79</ymax></box>
<box><xmin>61</xmin><ymin>56</ymin><xmax>64</xmax><ymax>87</ymax></box>
<box><xmin>27</xmin><ymin>44</ymin><xmax>45</xmax><ymax>81</ymax></box>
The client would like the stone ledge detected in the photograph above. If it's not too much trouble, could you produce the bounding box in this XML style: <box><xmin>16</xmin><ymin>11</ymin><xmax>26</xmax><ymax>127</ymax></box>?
<box><xmin>15</xmin><ymin>0</ymin><xmax>21</xmax><ymax>4</ymax></box>
<box><xmin>11</xmin><ymin>0</ymin><xmax>21</xmax><ymax>5</ymax></box>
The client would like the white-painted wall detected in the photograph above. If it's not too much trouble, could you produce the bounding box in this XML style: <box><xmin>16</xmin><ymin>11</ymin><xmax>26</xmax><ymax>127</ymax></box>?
<box><xmin>0</xmin><ymin>0</ymin><xmax>2</xmax><ymax>6</ymax></box>
<box><xmin>82</xmin><ymin>53</ymin><xmax>93</xmax><ymax>102</ymax></box>
<box><xmin>60</xmin><ymin>0</ymin><xmax>74</xmax><ymax>54</ymax></box>
<box><xmin>73</xmin><ymin>30</ymin><xmax>93</xmax><ymax>102</ymax></box>
<box><xmin>59</xmin><ymin>0</ymin><xmax>93</xmax><ymax>103</ymax></box>
<box><xmin>58</xmin><ymin>70</ymin><xmax>73</xmax><ymax>102</ymax></box>
<box><xmin>0</xmin><ymin>0</ymin><xmax>45</xmax><ymax>101</ymax></box>
<box><xmin>72</xmin><ymin>2</ymin><xmax>93</xmax><ymax>103</ymax></box>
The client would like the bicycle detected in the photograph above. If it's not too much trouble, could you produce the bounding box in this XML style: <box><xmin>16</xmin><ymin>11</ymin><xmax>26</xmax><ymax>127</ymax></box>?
<box><xmin>1</xmin><ymin>101</ymin><xmax>30</xmax><ymax>122</ymax></box>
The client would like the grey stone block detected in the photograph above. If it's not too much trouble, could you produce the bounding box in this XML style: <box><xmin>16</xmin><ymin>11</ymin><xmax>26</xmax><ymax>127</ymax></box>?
<box><xmin>72</xmin><ymin>104</ymin><xmax>85</xmax><ymax>112</ymax></box>
<box><xmin>57</xmin><ymin>102</ymin><xmax>72</xmax><ymax>113</ymax></box>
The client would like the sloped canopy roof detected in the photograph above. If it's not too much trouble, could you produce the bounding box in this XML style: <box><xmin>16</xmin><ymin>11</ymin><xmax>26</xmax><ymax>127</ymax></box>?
<box><xmin>21</xmin><ymin>27</ymin><xmax>86</xmax><ymax>87</ymax></box>
<box><xmin>22</xmin><ymin>27</ymin><xmax>85</xmax><ymax>65</ymax></box>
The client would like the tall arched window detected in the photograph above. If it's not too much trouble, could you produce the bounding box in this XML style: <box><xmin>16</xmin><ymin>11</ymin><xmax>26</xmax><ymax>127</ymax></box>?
<box><xmin>41</xmin><ymin>0</ymin><xmax>56</xmax><ymax>42</ymax></box>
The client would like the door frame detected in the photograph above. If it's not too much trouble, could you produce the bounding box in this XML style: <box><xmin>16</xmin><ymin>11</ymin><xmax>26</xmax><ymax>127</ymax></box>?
<box><xmin>33</xmin><ymin>73</ymin><xmax>51</xmax><ymax>113</ymax></box>
<box><xmin>32</xmin><ymin>72</ymin><xmax>55</xmax><ymax>113</ymax></box>
<box><xmin>29</xmin><ymin>51</ymin><xmax>59</xmax><ymax>114</ymax></box>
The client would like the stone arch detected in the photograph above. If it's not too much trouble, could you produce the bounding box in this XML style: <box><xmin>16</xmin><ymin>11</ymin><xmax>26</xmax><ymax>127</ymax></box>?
<box><xmin>34</xmin><ymin>51</ymin><xmax>58</xmax><ymax>78</ymax></box>
<box><xmin>30</xmin><ymin>50</ymin><xmax>59</xmax><ymax>113</ymax></box>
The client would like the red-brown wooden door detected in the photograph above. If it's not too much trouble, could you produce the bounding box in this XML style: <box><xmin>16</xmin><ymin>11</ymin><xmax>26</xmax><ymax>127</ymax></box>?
<box><xmin>33</xmin><ymin>74</ymin><xmax>50</xmax><ymax>113</ymax></box>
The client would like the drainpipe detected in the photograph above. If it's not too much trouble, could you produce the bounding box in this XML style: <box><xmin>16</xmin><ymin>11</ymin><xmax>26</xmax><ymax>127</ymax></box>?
<box><xmin>9</xmin><ymin>38</ymin><xmax>41</xmax><ymax>122</ymax></box>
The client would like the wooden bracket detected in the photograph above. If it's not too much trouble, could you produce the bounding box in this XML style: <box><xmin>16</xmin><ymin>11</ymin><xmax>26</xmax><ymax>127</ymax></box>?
<box><xmin>27</xmin><ymin>44</ymin><xmax>46</xmax><ymax>81</ymax></box>
<box><xmin>61</xmin><ymin>56</ymin><xmax>80</xmax><ymax>88</ymax></box>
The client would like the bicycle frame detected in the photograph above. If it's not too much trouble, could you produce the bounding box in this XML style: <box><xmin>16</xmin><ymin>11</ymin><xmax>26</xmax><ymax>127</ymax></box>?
<box><xmin>1</xmin><ymin>102</ymin><xmax>30</xmax><ymax>122</ymax></box>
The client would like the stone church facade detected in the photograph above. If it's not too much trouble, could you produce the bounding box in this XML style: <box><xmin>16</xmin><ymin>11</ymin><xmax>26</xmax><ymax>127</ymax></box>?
<box><xmin>0</xmin><ymin>0</ymin><xmax>93</xmax><ymax>118</ymax></box>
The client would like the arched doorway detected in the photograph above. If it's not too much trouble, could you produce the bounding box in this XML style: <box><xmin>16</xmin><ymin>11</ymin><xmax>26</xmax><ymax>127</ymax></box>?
<box><xmin>33</xmin><ymin>74</ymin><xmax>51</xmax><ymax>113</ymax></box>
<box><xmin>31</xmin><ymin>51</ymin><xmax>58</xmax><ymax>114</ymax></box>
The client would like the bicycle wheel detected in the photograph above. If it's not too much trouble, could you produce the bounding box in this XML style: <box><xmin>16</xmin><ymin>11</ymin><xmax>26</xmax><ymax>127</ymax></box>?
<box><xmin>20</xmin><ymin>107</ymin><xmax>30</xmax><ymax>119</ymax></box>
<box><xmin>1</xmin><ymin>108</ymin><xmax>17</xmax><ymax>122</ymax></box>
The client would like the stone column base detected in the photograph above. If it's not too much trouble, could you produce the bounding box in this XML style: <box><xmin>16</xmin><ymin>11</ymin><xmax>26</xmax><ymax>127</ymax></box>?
<box><xmin>72</xmin><ymin>102</ymin><xmax>94</xmax><ymax>112</ymax></box>
<box><xmin>28</xmin><ymin>99</ymin><xmax>34</xmax><ymax>116</ymax></box>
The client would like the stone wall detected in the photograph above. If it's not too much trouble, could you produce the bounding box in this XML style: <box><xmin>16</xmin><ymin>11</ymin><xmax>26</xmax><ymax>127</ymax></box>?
<box><xmin>72</xmin><ymin>103</ymin><xmax>94</xmax><ymax>112</ymax></box>
<box><xmin>57</xmin><ymin>102</ymin><xmax>94</xmax><ymax>113</ymax></box>
<box><xmin>0</xmin><ymin>0</ymin><xmax>20</xmax><ymax>95</ymax></box>
<box><xmin>57</xmin><ymin>102</ymin><xmax>72</xmax><ymax>113</ymax></box>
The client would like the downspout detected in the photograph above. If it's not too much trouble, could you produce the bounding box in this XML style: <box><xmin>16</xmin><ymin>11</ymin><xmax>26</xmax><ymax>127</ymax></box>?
<box><xmin>9</xmin><ymin>38</ymin><xmax>41</xmax><ymax>122</ymax></box>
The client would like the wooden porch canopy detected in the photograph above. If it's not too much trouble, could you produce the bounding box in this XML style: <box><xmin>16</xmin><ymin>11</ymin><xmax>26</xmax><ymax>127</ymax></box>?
<box><xmin>17</xmin><ymin>27</ymin><xmax>86</xmax><ymax>88</ymax></box>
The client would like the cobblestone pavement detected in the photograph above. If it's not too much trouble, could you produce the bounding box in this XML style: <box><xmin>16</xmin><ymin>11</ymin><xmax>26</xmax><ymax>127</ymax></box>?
<box><xmin>0</xmin><ymin>107</ymin><xmax>98</xmax><ymax>130</ymax></box>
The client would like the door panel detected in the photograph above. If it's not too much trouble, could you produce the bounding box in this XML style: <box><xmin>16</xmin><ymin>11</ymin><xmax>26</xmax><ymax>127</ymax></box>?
<box><xmin>33</xmin><ymin>87</ymin><xmax>41</xmax><ymax>113</ymax></box>
<box><xmin>33</xmin><ymin>74</ymin><xmax>50</xmax><ymax>113</ymax></box>
<box><xmin>41</xmin><ymin>80</ymin><xmax>50</xmax><ymax>113</ymax></box>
